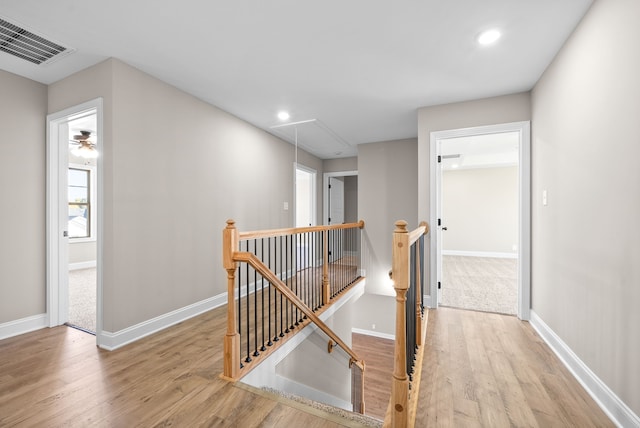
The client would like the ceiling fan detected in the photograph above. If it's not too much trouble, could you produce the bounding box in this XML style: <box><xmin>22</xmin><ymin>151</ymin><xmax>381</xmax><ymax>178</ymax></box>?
<box><xmin>69</xmin><ymin>130</ymin><xmax>98</xmax><ymax>159</ymax></box>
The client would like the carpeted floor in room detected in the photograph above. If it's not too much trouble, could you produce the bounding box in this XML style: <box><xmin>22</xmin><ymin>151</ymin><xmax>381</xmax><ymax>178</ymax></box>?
<box><xmin>68</xmin><ymin>267</ymin><xmax>96</xmax><ymax>333</ymax></box>
<box><xmin>440</xmin><ymin>255</ymin><xmax>517</xmax><ymax>315</ymax></box>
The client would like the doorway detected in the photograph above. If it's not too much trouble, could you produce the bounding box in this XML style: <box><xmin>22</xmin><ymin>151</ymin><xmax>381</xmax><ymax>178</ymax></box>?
<box><xmin>323</xmin><ymin>171</ymin><xmax>358</xmax><ymax>263</ymax></box>
<box><xmin>429</xmin><ymin>122</ymin><xmax>531</xmax><ymax>320</ymax></box>
<box><xmin>295</xmin><ymin>164</ymin><xmax>316</xmax><ymax>228</ymax></box>
<box><xmin>47</xmin><ymin>98</ymin><xmax>103</xmax><ymax>343</ymax></box>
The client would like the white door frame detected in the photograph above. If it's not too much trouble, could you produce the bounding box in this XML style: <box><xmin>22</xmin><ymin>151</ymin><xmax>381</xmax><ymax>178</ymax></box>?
<box><xmin>46</xmin><ymin>98</ymin><xmax>104</xmax><ymax>345</ymax></box>
<box><xmin>323</xmin><ymin>170</ymin><xmax>357</xmax><ymax>226</ymax></box>
<box><xmin>428</xmin><ymin>121</ymin><xmax>531</xmax><ymax>320</ymax></box>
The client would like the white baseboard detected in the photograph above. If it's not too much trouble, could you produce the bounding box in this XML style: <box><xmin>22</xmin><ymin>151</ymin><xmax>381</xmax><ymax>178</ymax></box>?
<box><xmin>273</xmin><ymin>374</ymin><xmax>353</xmax><ymax>411</ymax></box>
<box><xmin>530</xmin><ymin>311</ymin><xmax>640</xmax><ymax>428</ymax></box>
<box><xmin>69</xmin><ymin>260</ymin><xmax>97</xmax><ymax>270</ymax></box>
<box><xmin>100</xmin><ymin>293</ymin><xmax>227</xmax><ymax>351</ymax></box>
<box><xmin>351</xmin><ymin>327</ymin><xmax>395</xmax><ymax>341</ymax></box>
<box><xmin>0</xmin><ymin>313</ymin><xmax>47</xmax><ymax>341</ymax></box>
<box><xmin>442</xmin><ymin>250</ymin><xmax>517</xmax><ymax>259</ymax></box>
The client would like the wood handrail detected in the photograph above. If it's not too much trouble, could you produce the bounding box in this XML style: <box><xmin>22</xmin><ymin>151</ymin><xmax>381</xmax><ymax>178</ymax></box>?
<box><xmin>407</xmin><ymin>221</ymin><xmax>429</xmax><ymax>246</ymax></box>
<box><xmin>239</xmin><ymin>220</ymin><xmax>365</xmax><ymax>240</ymax></box>
<box><xmin>233</xmin><ymin>251</ymin><xmax>363</xmax><ymax>367</ymax></box>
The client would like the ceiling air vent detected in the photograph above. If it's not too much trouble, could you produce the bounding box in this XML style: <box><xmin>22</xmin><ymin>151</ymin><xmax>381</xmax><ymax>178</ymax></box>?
<box><xmin>0</xmin><ymin>17</ymin><xmax>73</xmax><ymax>65</ymax></box>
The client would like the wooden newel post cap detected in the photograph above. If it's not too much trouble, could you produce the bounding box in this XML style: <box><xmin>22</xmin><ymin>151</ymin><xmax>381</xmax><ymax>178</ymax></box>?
<box><xmin>226</xmin><ymin>219</ymin><xmax>236</xmax><ymax>229</ymax></box>
<box><xmin>394</xmin><ymin>220</ymin><xmax>408</xmax><ymax>233</ymax></box>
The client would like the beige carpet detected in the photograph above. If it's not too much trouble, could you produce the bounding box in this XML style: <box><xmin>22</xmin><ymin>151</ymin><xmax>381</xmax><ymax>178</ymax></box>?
<box><xmin>440</xmin><ymin>255</ymin><xmax>517</xmax><ymax>315</ymax></box>
<box><xmin>68</xmin><ymin>267</ymin><xmax>96</xmax><ymax>333</ymax></box>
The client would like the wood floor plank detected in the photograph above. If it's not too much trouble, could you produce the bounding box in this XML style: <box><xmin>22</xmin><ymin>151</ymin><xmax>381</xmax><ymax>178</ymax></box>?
<box><xmin>414</xmin><ymin>307</ymin><xmax>614</xmax><ymax>428</ymax></box>
<box><xmin>0</xmin><ymin>304</ymin><xmax>616</xmax><ymax>427</ymax></box>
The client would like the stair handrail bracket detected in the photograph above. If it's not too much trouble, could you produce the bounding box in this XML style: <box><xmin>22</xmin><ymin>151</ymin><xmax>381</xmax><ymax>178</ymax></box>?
<box><xmin>387</xmin><ymin>220</ymin><xmax>429</xmax><ymax>428</ymax></box>
<box><xmin>221</xmin><ymin>219</ymin><xmax>366</xmax><ymax>413</ymax></box>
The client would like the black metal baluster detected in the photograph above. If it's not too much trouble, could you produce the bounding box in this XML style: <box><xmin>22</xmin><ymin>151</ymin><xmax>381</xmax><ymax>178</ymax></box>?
<box><xmin>238</xmin><ymin>264</ymin><xmax>243</xmax><ymax>368</ymax></box>
<box><xmin>267</xmin><ymin>237</ymin><xmax>273</xmax><ymax>346</ymax></box>
<box><xmin>305</xmin><ymin>232</ymin><xmax>309</xmax><ymax>315</ymax></box>
<box><xmin>279</xmin><ymin>236</ymin><xmax>284</xmax><ymax>338</ymax></box>
<box><xmin>253</xmin><ymin>239</ymin><xmax>260</xmax><ymax>357</ymax></box>
<box><xmin>284</xmin><ymin>234</ymin><xmax>289</xmax><ymax>333</ymax></box>
<box><xmin>290</xmin><ymin>234</ymin><xmax>295</xmax><ymax>327</ymax></box>
<box><xmin>245</xmin><ymin>241</ymin><xmax>251</xmax><ymax>363</ymax></box>
<box><xmin>273</xmin><ymin>237</ymin><xmax>280</xmax><ymax>342</ymax></box>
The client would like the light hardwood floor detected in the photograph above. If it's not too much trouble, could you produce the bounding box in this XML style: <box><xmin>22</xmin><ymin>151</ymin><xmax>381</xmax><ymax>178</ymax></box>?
<box><xmin>0</xmin><ymin>305</ymin><xmax>614</xmax><ymax>427</ymax></box>
<box><xmin>352</xmin><ymin>333</ymin><xmax>394</xmax><ymax>421</ymax></box>
<box><xmin>415</xmin><ymin>307</ymin><xmax>614</xmax><ymax>427</ymax></box>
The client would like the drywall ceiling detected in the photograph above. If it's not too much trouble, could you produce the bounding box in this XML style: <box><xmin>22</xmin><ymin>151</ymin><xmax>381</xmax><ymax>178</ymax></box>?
<box><xmin>0</xmin><ymin>0</ymin><xmax>593</xmax><ymax>159</ymax></box>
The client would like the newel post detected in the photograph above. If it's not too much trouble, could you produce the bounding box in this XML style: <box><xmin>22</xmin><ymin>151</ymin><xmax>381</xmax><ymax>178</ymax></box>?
<box><xmin>391</xmin><ymin>220</ymin><xmax>409</xmax><ymax>427</ymax></box>
<box><xmin>223</xmin><ymin>219</ymin><xmax>240</xmax><ymax>379</ymax></box>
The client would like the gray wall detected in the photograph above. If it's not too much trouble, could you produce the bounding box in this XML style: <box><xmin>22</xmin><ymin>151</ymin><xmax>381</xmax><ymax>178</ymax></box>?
<box><xmin>443</xmin><ymin>166</ymin><xmax>518</xmax><ymax>254</ymax></box>
<box><xmin>531</xmin><ymin>0</ymin><xmax>640</xmax><ymax>415</ymax></box>
<box><xmin>48</xmin><ymin>59</ymin><xmax>323</xmax><ymax>333</ymax></box>
<box><xmin>358</xmin><ymin>138</ymin><xmax>418</xmax><ymax>296</ymax></box>
<box><xmin>0</xmin><ymin>70</ymin><xmax>47</xmax><ymax>324</ymax></box>
<box><xmin>323</xmin><ymin>157</ymin><xmax>357</xmax><ymax>173</ymax></box>
<box><xmin>344</xmin><ymin>176</ymin><xmax>358</xmax><ymax>224</ymax></box>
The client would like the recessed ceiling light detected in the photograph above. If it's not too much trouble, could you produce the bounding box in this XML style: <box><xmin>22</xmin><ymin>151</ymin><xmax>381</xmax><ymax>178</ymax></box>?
<box><xmin>477</xmin><ymin>29</ymin><xmax>501</xmax><ymax>46</ymax></box>
<box><xmin>277</xmin><ymin>111</ymin><xmax>290</xmax><ymax>121</ymax></box>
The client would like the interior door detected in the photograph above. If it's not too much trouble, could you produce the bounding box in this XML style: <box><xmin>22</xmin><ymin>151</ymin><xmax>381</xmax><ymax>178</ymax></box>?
<box><xmin>328</xmin><ymin>177</ymin><xmax>344</xmax><ymax>225</ymax></box>
<box><xmin>57</xmin><ymin>120</ymin><xmax>71</xmax><ymax>323</ymax></box>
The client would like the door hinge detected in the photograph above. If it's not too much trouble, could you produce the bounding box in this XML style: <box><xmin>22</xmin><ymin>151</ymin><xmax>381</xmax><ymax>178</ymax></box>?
<box><xmin>437</xmin><ymin>155</ymin><xmax>441</xmax><ymax>163</ymax></box>
<box><xmin>438</xmin><ymin>281</ymin><xmax>441</xmax><ymax>289</ymax></box>
<box><xmin>328</xmin><ymin>184</ymin><xmax>332</xmax><ymax>189</ymax></box>
<box><xmin>63</xmin><ymin>230</ymin><xmax>69</xmax><ymax>237</ymax></box>
<box><xmin>437</xmin><ymin>218</ymin><xmax>441</xmax><ymax>226</ymax></box>
<box><xmin>328</xmin><ymin>217</ymin><xmax>331</xmax><ymax>223</ymax></box>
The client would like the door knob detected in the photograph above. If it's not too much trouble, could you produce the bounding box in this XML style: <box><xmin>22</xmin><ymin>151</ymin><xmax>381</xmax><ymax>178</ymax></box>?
<box><xmin>442</xmin><ymin>227</ymin><xmax>448</xmax><ymax>231</ymax></box>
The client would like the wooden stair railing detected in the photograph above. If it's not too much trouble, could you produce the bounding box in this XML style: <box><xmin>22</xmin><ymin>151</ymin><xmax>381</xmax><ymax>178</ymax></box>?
<box><xmin>222</xmin><ymin>219</ymin><xmax>366</xmax><ymax>413</ymax></box>
<box><xmin>385</xmin><ymin>220</ymin><xmax>429</xmax><ymax>428</ymax></box>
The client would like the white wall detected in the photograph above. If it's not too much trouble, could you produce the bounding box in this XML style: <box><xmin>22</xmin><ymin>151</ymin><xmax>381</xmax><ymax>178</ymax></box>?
<box><xmin>442</xmin><ymin>166</ymin><xmax>518</xmax><ymax>255</ymax></box>
<box><xmin>0</xmin><ymin>70</ymin><xmax>47</xmax><ymax>324</ymax></box>
<box><xmin>531</xmin><ymin>0</ymin><xmax>640</xmax><ymax>417</ymax></box>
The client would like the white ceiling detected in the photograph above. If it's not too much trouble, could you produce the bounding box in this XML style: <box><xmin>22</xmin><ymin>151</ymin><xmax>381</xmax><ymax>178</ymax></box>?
<box><xmin>0</xmin><ymin>0</ymin><xmax>593</xmax><ymax>159</ymax></box>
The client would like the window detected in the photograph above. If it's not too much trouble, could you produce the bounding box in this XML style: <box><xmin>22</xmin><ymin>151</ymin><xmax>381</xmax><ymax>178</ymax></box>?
<box><xmin>68</xmin><ymin>166</ymin><xmax>94</xmax><ymax>239</ymax></box>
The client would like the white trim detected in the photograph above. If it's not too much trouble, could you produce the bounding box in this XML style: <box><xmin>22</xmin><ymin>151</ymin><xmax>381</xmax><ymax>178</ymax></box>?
<box><xmin>429</xmin><ymin>121</ymin><xmax>531</xmax><ymax>320</ymax></box>
<box><xmin>99</xmin><ymin>293</ymin><xmax>227</xmax><ymax>351</ymax></box>
<box><xmin>47</xmin><ymin>98</ymin><xmax>105</xmax><ymax>347</ymax></box>
<box><xmin>351</xmin><ymin>327</ymin><xmax>395</xmax><ymax>341</ymax></box>
<box><xmin>442</xmin><ymin>250</ymin><xmax>518</xmax><ymax>259</ymax></box>
<box><xmin>69</xmin><ymin>260</ymin><xmax>97</xmax><ymax>270</ymax></box>
<box><xmin>0</xmin><ymin>314</ymin><xmax>47</xmax><ymax>341</ymax></box>
<box><xmin>530</xmin><ymin>311</ymin><xmax>639</xmax><ymax>428</ymax></box>
<box><xmin>272</xmin><ymin>374</ymin><xmax>353</xmax><ymax>411</ymax></box>
<box><xmin>323</xmin><ymin>170</ymin><xmax>357</xmax><ymax>225</ymax></box>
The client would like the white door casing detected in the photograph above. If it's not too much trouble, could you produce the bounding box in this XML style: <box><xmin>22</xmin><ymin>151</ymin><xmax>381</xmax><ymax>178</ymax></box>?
<box><xmin>428</xmin><ymin>121</ymin><xmax>531</xmax><ymax>320</ymax></box>
<box><xmin>46</xmin><ymin>98</ymin><xmax>104</xmax><ymax>345</ymax></box>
